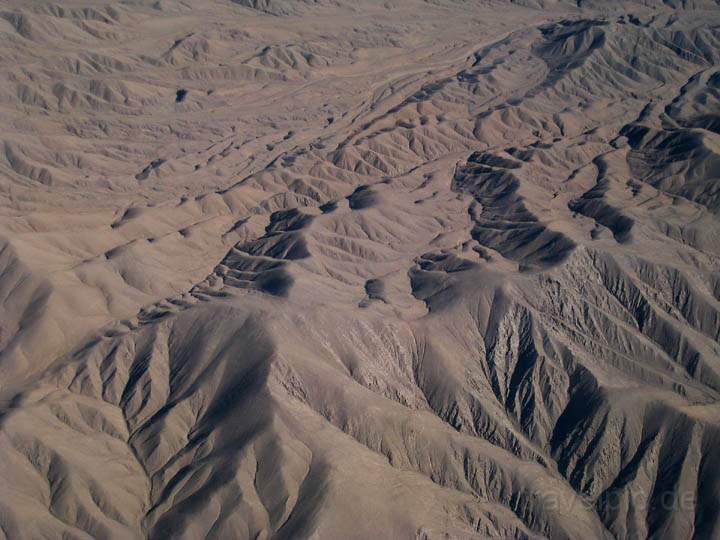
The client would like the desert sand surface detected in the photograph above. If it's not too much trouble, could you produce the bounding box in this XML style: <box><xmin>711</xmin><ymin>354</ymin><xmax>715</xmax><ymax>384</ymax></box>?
<box><xmin>0</xmin><ymin>0</ymin><xmax>719</xmax><ymax>538</ymax></box>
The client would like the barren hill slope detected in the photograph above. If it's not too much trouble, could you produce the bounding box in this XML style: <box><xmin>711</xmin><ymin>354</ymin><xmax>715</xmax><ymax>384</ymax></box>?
<box><xmin>0</xmin><ymin>0</ymin><xmax>719</xmax><ymax>539</ymax></box>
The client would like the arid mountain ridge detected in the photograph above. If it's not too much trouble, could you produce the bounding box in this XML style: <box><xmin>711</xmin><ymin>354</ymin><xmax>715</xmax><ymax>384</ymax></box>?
<box><xmin>0</xmin><ymin>0</ymin><xmax>719</xmax><ymax>538</ymax></box>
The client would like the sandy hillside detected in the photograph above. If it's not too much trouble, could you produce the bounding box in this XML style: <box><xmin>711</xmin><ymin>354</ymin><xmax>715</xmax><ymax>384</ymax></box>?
<box><xmin>0</xmin><ymin>0</ymin><xmax>719</xmax><ymax>538</ymax></box>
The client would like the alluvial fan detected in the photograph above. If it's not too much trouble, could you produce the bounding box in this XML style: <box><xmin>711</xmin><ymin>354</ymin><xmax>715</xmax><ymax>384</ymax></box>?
<box><xmin>0</xmin><ymin>0</ymin><xmax>719</xmax><ymax>538</ymax></box>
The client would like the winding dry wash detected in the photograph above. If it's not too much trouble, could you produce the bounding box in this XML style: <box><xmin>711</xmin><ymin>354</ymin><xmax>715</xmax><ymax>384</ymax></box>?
<box><xmin>0</xmin><ymin>0</ymin><xmax>719</xmax><ymax>538</ymax></box>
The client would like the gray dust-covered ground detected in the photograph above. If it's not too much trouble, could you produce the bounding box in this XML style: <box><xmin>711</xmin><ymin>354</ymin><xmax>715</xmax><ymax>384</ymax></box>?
<box><xmin>0</xmin><ymin>0</ymin><xmax>719</xmax><ymax>538</ymax></box>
